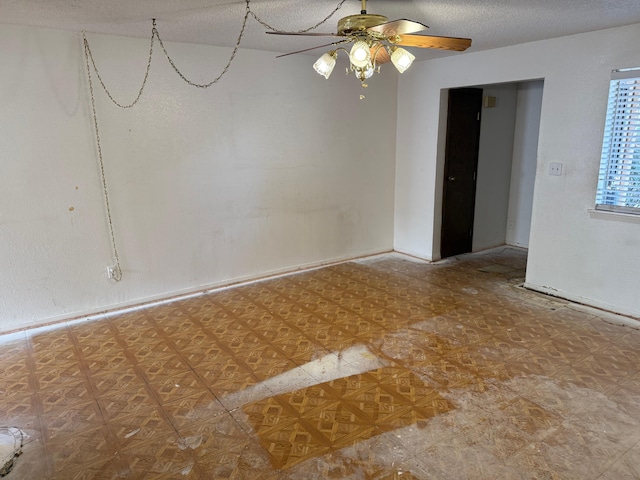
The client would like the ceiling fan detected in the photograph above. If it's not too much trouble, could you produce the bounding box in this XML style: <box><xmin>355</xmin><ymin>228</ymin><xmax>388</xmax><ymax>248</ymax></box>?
<box><xmin>267</xmin><ymin>0</ymin><xmax>471</xmax><ymax>90</ymax></box>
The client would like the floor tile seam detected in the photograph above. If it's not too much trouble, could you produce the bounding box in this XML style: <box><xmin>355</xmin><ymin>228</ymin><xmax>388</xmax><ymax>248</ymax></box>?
<box><xmin>320</xmin><ymin>425</ymin><xmax>384</xmax><ymax>454</ymax></box>
<box><xmin>45</xmin><ymin>454</ymin><xmax>125</xmax><ymax>478</ymax></box>
<box><xmin>178</xmin><ymin>301</ymin><xmax>276</xmax><ymax>355</ymax></box>
<box><xmin>359</xmin><ymin>364</ymin><xmax>436</xmax><ymax>389</ymax></box>
<box><xmin>371</xmin><ymin>403</ymin><xmax>453</xmax><ymax>427</ymax></box>
<box><xmin>45</xmin><ymin>455</ymin><xmax>110</xmax><ymax>478</ymax></box>
<box><xmin>379</xmin><ymin>265</ymin><xmax>498</xmax><ymax>292</ymax></box>
<box><xmin>44</xmin><ymin>406</ymin><xmax>138</xmax><ymax>450</ymax></box>
<box><xmin>38</xmin><ymin>419</ymin><xmax>112</xmax><ymax>446</ymax></box>
<box><xmin>339</xmin><ymin>261</ymin><xmax>439</xmax><ymax>286</ymax></box>
<box><xmin>275</xmin><ymin>446</ymin><xmax>333</xmax><ymax>472</ymax></box>
<box><xmin>284</xmin><ymin>267</ymin><xmax>452</xmax><ymax>322</ymax></box>
<box><xmin>550</xmin><ymin>362</ymin><xmax>635</xmax><ymax>389</ymax></box>
<box><xmin>230</xmin><ymin>286</ymin><xmax>378</xmax><ymax>367</ymax></box>
<box><xmin>94</xmin><ymin>406</ymin><xmax>170</xmax><ymax>431</ymax></box>
<box><xmin>103</xmin><ymin>319</ymin><xmax>191</xmax><ymax>441</ymax></box>
<box><xmin>23</xmin><ymin>327</ymin><xmax>57</xmax><ymax>478</ymax></box>
<box><xmin>161</xmin><ymin>313</ymin><xmax>282</xmax><ymax>413</ymax></box>
<box><xmin>613</xmin><ymin>375</ymin><xmax>640</xmax><ymax>396</ymax></box>
<box><xmin>65</xmin><ymin>324</ymin><xmax>126</xmax><ymax>436</ymax></box>
<box><xmin>578</xmin><ymin>343</ymin><xmax>640</xmax><ymax>364</ymax></box>
<box><xmin>235</xmin><ymin>422</ymin><xmax>300</xmax><ymax>444</ymax></box>
<box><xmin>418</xmin><ymin>316</ymin><xmax>517</xmax><ymax>333</ymax></box>
<box><xmin>553</xmin><ymin>328</ymin><xmax>625</xmax><ymax>344</ymax></box>
<box><xmin>146</xmin><ymin>306</ymin><xmax>273</xmax><ymax>405</ymax></box>
<box><xmin>144</xmin><ymin>309</ymin><xmax>228</xmax><ymax>382</ymax></box>
<box><xmin>230</xmin><ymin>296</ymin><xmax>336</xmax><ymax>365</ymax></box>
<box><xmin>564</xmin><ymin>357</ymin><xmax>640</xmax><ymax>380</ymax></box>
<box><xmin>502</xmin><ymin>392</ymin><xmax>572</xmax><ymax>424</ymax></box>
<box><xmin>499</xmin><ymin>354</ymin><xmax>580</xmax><ymax>379</ymax></box>
<box><xmin>289</xmin><ymin>394</ymin><xmax>411</xmax><ymax>424</ymax></box>
<box><xmin>284</xmin><ymin>416</ymin><xmax>354</xmax><ymax>450</ymax></box>
<box><xmin>43</xmin><ymin>425</ymin><xmax>119</xmax><ymax>477</ymax></box>
<box><xmin>407</xmin><ymin>371</ymin><xmax>501</xmax><ymax>405</ymax></box>
<box><xmin>116</xmin><ymin>445</ymin><xmax>202</xmax><ymax>478</ymax></box>
<box><xmin>529</xmin><ymin>343</ymin><xmax>596</xmax><ymax>362</ymax></box>
<box><xmin>119</xmin><ymin>441</ymin><xmax>199</xmax><ymax>473</ymax></box>
<box><xmin>376</xmin><ymin>350</ymin><xmax>477</xmax><ymax>388</ymax></box>
<box><xmin>265</xmin><ymin>390</ymin><xmax>342</xmax><ymax>418</ymax></box>
<box><xmin>384</xmin><ymin>364</ymin><xmax>480</xmax><ymax>392</ymax></box>
<box><xmin>275</xmin><ymin>285</ymin><xmax>411</xmax><ymax>344</ymax></box>
<box><xmin>291</xmin><ymin>391</ymin><xmax>399</xmax><ymax>430</ymax></box>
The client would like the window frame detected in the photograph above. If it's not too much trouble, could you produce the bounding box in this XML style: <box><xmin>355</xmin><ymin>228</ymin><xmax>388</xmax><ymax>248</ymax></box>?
<box><xmin>595</xmin><ymin>68</ymin><xmax>640</xmax><ymax>216</ymax></box>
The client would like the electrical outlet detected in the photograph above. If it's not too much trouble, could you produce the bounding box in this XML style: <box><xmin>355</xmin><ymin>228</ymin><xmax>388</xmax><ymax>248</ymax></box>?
<box><xmin>106</xmin><ymin>265</ymin><xmax>122</xmax><ymax>281</ymax></box>
<box><xmin>549</xmin><ymin>162</ymin><xmax>563</xmax><ymax>176</ymax></box>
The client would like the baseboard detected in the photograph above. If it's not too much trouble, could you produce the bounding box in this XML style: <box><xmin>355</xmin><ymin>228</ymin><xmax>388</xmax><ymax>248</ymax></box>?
<box><xmin>0</xmin><ymin>248</ymin><xmax>393</xmax><ymax>336</ymax></box>
<box><xmin>523</xmin><ymin>282</ymin><xmax>640</xmax><ymax>321</ymax></box>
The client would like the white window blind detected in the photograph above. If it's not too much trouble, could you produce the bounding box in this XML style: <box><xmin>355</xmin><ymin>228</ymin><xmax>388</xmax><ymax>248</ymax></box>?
<box><xmin>596</xmin><ymin>69</ymin><xmax>640</xmax><ymax>215</ymax></box>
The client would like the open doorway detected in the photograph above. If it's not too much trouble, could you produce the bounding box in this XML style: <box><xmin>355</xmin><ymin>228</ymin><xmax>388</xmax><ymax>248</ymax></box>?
<box><xmin>439</xmin><ymin>80</ymin><xmax>543</xmax><ymax>258</ymax></box>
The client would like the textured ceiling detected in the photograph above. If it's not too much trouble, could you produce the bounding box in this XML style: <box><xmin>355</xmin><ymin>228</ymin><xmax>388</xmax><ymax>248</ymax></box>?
<box><xmin>2</xmin><ymin>0</ymin><xmax>640</xmax><ymax>60</ymax></box>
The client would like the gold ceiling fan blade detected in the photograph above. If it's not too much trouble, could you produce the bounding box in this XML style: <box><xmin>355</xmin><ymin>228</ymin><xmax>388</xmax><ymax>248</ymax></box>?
<box><xmin>266</xmin><ymin>31</ymin><xmax>341</xmax><ymax>37</ymax></box>
<box><xmin>394</xmin><ymin>34</ymin><xmax>471</xmax><ymax>51</ymax></box>
<box><xmin>275</xmin><ymin>41</ymin><xmax>347</xmax><ymax>58</ymax></box>
<box><xmin>367</xmin><ymin>19</ymin><xmax>428</xmax><ymax>36</ymax></box>
<box><xmin>372</xmin><ymin>45</ymin><xmax>391</xmax><ymax>64</ymax></box>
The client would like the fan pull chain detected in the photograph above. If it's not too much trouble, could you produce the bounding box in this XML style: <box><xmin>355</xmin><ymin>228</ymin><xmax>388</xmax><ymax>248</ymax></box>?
<box><xmin>250</xmin><ymin>0</ymin><xmax>348</xmax><ymax>34</ymax></box>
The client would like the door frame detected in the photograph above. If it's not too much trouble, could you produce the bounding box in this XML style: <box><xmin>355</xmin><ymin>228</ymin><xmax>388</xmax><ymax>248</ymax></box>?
<box><xmin>432</xmin><ymin>81</ymin><xmax>543</xmax><ymax>261</ymax></box>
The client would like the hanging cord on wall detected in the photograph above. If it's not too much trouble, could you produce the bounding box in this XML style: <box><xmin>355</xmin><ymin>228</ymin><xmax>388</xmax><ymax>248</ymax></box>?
<box><xmin>83</xmin><ymin>23</ymin><xmax>155</xmax><ymax>108</ymax></box>
<box><xmin>155</xmin><ymin>0</ymin><xmax>251</xmax><ymax>88</ymax></box>
<box><xmin>83</xmin><ymin>32</ymin><xmax>124</xmax><ymax>280</ymax></box>
<box><xmin>80</xmin><ymin>0</ymin><xmax>347</xmax><ymax>280</ymax></box>
<box><xmin>83</xmin><ymin>0</ymin><xmax>347</xmax><ymax>95</ymax></box>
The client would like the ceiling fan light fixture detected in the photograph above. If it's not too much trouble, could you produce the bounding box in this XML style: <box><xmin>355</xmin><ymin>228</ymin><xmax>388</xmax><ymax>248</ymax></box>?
<box><xmin>355</xmin><ymin>65</ymin><xmax>375</xmax><ymax>81</ymax></box>
<box><xmin>270</xmin><ymin>0</ymin><xmax>472</xmax><ymax>95</ymax></box>
<box><xmin>313</xmin><ymin>51</ymin><xmax>337</xmax><ymax>79</ymax></box>
<box><xmin>349</xmin><ymin>41</ymin><xmax>371</xmax><ymax>68</ymax></box>
<box><xmin>390</xmin><ymin>47</ymin><xmax>415</xmax><ymax>73</ymax></box>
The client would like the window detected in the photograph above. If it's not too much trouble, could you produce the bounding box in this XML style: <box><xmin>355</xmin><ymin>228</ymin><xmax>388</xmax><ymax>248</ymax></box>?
<box><xmin>596</xmin><ymin>68</ymin><xmax>640</xmax><ymax>214</ymax></box>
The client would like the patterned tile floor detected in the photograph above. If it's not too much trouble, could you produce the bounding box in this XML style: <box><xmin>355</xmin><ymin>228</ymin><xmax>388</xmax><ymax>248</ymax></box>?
<box><xmin>2</xmin><ymin>247</ymin><xmax>640</xmax><ymax>479</ymax></box>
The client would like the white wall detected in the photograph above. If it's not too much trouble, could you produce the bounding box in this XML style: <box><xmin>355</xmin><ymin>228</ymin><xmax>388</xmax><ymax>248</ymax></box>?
<box><xmin>473</xmin><ymin>84</ymin><xmax>518</xmax><ymax>252</ymax></box>
<box><xmin>506</xmin><ymin>80</ymin><xmax>543</xmax><ymax>248</ymax></box>
<box><xmin>0</xmin><ymin>24</ymin><xmax>398</xmax><ymax>333</ymax></box>
<box><xmin>396</xmin><ymin>23</ymin><xmax>640</xmax><ymax>317</ymax></box>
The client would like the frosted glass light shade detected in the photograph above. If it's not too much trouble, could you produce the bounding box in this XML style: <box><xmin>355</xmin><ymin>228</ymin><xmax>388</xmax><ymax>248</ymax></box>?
<box><xmin>313</xmin><ymin>52</ymin><xmax>337</xmax><ymax>79</ymax></box>
<box><xmin>355</xmin><ymin>65</ymin><xmax>374</xmax><ymax>80</ymax></box>
<box><xmin>349</xmin><ymin>41</ymin><xmax>371</xmax><ymax>68</ymax></box>
<box><xmin>391</xmin><ymin>47</ymin><xmax>415</xmax><ymax>73</ymax></box>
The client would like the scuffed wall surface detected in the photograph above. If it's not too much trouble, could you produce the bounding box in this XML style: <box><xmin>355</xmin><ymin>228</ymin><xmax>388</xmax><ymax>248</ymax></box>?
<box><xmin>0</xmin><ymin>25</ymin><xmax>397</xmax><ymax>332</ymax></box>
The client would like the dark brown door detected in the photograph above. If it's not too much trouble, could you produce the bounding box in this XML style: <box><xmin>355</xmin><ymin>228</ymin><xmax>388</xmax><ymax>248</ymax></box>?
<box><xmin>440</xmin><ymin>87</ymin><xmax>483</xmax><ymax>258</ymax></box>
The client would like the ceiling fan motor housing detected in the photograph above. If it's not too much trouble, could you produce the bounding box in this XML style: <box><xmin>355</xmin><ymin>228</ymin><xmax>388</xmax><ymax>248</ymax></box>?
<box><xmin>337</xmin><ymin>14</ymin><xmax>389</xmax><ymax>36</ymax></box>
